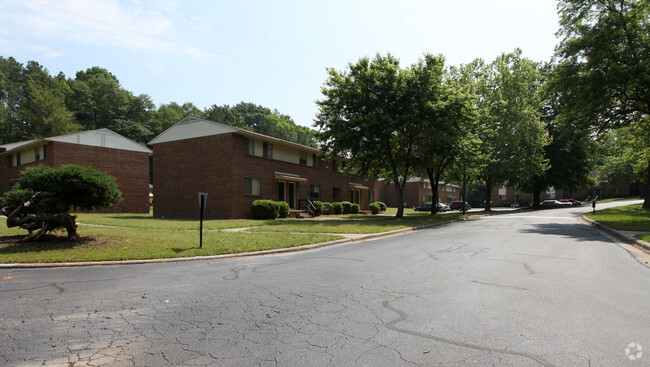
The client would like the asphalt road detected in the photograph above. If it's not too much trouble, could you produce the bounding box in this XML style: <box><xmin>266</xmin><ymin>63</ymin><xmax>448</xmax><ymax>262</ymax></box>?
<box><xmin>1</xmin><ymin>200</ymin><xmax>648</xmax><ymax>367</ymax></box>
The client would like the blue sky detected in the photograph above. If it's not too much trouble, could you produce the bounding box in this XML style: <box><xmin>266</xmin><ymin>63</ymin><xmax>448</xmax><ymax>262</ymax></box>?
<box><xmin>0</xmin><ymin>0</ymin><xmax>560</xmax><ymax>128</ymax></box>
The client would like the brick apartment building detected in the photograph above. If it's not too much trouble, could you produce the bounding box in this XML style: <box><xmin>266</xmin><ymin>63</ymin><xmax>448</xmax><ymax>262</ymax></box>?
<box><xmin>379</xmin><ymin>178</ymin><xmax>461</xmax><ymax>208</ymax></box>
<box><xmin>0</xmin><ymin>129</ymin><xmax>152</xmax><ymax>213</ymax></box>
<box><xmin>148</xmin><ymin>116</ymin><xmax>379</xmax><ymax>219</ymax></box>
<box><xmin>492</xmin><ymin>182</ymin><xmax>632</xmax><ymax>207</ymax></box>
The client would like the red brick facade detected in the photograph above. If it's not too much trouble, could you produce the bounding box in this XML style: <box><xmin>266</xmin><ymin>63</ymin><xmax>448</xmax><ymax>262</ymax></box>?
<box><xmin>1</xmin><ymin>141</ymin><xmax>151</xmax><ymax>213</ymax></box>
<box><xmin>379</xmin><ymin>180</ymin><xmax>461</xmax><ymax>208</ymax></box>
<box><xmin>152</xmin><ymin>133</ymin><xmax>379</xmax><ymax>219</ymax></box>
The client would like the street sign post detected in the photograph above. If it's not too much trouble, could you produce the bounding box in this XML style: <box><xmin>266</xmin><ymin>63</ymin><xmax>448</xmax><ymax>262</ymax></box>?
<box><xmin>198</xmin><ymin>192</ymin><xmax>208</xmax><ymax>248</ymax></box>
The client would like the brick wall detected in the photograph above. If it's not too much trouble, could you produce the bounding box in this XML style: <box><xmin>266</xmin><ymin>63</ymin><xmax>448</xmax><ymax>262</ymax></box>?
<box><xmin>0</xmin><ymin>142</ymin><xmax>150</xmax><ymax>213</ymax></box>
<box><xmin>152</xmin><ymin>133</ymin><xmax>379</xmax><ymax>219</ymax></box>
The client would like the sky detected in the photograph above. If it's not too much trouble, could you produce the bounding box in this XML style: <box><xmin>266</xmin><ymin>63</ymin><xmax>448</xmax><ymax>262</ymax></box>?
<box><xmin>0</xmin><ymin>0</ymin><xmax>561</xmax><ymax>128</ymax></box>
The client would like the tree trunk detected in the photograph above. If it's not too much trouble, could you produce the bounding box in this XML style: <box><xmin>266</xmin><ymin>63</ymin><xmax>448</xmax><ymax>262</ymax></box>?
<box><xmin>461</xmin><ymin>167</ymin><xmax>468</xmax><ymax>215</ymax></box>
<box><xmin>532</xmin><ymin>185</ymin><xmax>542</xmax><ymax>208</ymax></box>
<box><xmin>393</xmin><ymin>181</ymin><xmax>405</xmax><ymax>218</ymax></box>
<box><xmin>426</xmin><ymin>168</ymin><xmax>438</xmax><ymax>216</ymax></box>
<box><xmin>643</xmin><ymin>161</ymin><xmax>650</xmax><ymax>210</ymax></box>
<box><xmin>2</xmin><ymin>192</ymin><xmax>79</xmax><ymax>241</ymax></box>
<box><xmin>484</xmin><ymin>179</ymin><xmax>493</xmax><ymax>212</ymax></box>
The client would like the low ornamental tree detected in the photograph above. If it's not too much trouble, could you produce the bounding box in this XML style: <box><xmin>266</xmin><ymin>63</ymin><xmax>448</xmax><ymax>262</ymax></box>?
<box><xmin>0</xmin><ymin>165</ymin><xmax>122</xmax><ymax>241</ymax></box>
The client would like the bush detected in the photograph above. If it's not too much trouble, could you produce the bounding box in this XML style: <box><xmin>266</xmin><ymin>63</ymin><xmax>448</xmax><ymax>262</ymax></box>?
<box><xmin>277</xmin><ymin>201</ymin><xmax>290</xmax><ymax>218</ymax></box>
<box><xmin>374</xmin><ymin>201</ymin><xmax>387</xmax><ymax>212</ymax></box>
<box><xmin>341</xmin><ymin>201</ymin><xmax>352</xmax><ymax>214</ymax></box>
<box><xmin>312</xmin><ymin>201</ymin><xmax>324</xmax><ymax>216</ymax></box>
<box><xmin>332</xmin><ymin>202</ymin><xmax>343</xmax><ymax>215</ymax></box>
<box><xmin>252</xmin><ymin>200</ymin><xmax>279</xmax><ymax>219</ymax></box>
<box><xmin>322</xmin><ymin>202</ymin><xmax>333</xmax><ymax>215</ymax></box>
<box><xmin>350</xmin><ymin>203</ymin><xmax>360</xmax><ymax>214</ymax></box>
<box><xmin>369</xmin><ymin>203</ymin><xmax>381</xmax><ymax>215</ymax></box>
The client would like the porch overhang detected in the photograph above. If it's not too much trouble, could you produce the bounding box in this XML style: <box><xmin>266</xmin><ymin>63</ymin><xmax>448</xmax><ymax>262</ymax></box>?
<box><xmin>274</xmin><ymin>172</ymin><xmax>308</xmax><ymax>182</ymax></box>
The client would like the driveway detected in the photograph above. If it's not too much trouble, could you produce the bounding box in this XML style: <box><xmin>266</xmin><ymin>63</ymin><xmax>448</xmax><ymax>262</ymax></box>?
<box><xmin>0</xmin><ymin>200</ymin><xmax>648</xmax><ymax>366</ymax></box>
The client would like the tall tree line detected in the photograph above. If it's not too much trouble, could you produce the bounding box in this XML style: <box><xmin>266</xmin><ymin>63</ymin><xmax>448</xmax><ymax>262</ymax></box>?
<box><xmin>0</xmin><ymin>56</ymin><xmax>318</xmax><ymax>147</ymax></box>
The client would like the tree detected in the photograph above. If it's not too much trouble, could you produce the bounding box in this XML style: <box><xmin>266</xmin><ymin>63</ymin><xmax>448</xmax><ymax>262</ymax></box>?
<box><xmin>411</xmin><ymin>55</ymin><xmax>476</xmax><ymax>215</ymax></box>
<box><xmin>0</xmin><ymin>165</ymin><xmax>122</xmax><ymax>241</ymax></box>
<box><xmin>554</xmin><ymin>0</ymin><xmax>650</xmax><ymax>207</ymax></box>
<box><xmin>316</xmin><ymin>54</ymin><xmax>425</xmax><ymax>218</ymax></box>
<box><xmin>476</xmin><ymin>50</ymin><xmax>550</xmax><ymax>211</ymax></box>
<box><xmin>151</xmin><ymin>102</ymin><xmax>204</xmax><ymax>137</ymax></box>
<box><xmin>67</xmin><ymin>67</ymin><xmax>153</xmax><ymax>144</ymax></box>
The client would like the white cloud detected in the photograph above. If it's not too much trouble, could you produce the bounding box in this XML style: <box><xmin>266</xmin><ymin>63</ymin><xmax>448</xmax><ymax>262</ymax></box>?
<box><xmin>3</xmin><ymin>0</ymin><xmax>178</xmax><ymax>52</ymax></box>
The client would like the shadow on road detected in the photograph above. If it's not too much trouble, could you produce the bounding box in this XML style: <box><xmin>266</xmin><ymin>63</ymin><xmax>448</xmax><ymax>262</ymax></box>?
<box><xmin>518</xmin><ymin>222</ymin><xmax>609</xmax><ymax>243</ymax></box>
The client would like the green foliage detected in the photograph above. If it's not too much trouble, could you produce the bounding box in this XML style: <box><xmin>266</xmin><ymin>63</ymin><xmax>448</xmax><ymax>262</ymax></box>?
<box><xmin>277</xmin><ymin>201</ymin><xmax>290</xmax><ymax>218</ymax></box>
<box><xmin>369</xmin><ymin>203</ymin><xmax>381</xmax><ymax>215</ymax></box>
<box><xmin>350</xmin><ymin>203</ymin><xmax>360</xmax><ymax>214</ymax></box>
<box><xmin>1</xmin><ymin>164</ymin><xmax>122</xmax><ymax>215</ymax></box>
<box><xmin>374</xmin><ymin>201</ymin><xmax>387</xmax><ymax>212</ymax></box>
<box><xmin>341</xmin><ymin>201</ymin><xmax>352</xmax><ymax>214</ymax></box>
<box><xmin>554</xmin><ymin>0</ymin><xmax>650</xmax><ymax>130</ymax></box>
<box><xmin>251</xmin><ymin>200</ymin><xmax>279</xmax><ymax>219</ymax></box>
<box><xmin>331</xmin><ymin>202</ymin><xmax>343</xmax><ymax>215</ymax></box>
<box><xmin>322</xmin><ymin>202</ymin><xmax>333</xmax><ymax>215</ymax></box>
<box><xmin>312</xmin><ymin>201</ymin><xmax>324</xmax><ymax>216</ymax></box>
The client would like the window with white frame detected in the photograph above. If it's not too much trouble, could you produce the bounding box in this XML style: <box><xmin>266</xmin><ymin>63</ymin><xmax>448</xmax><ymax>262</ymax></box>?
<box><xmin>244</xmin><ymin>178</ymin><xmax>261</xmax><ymax>196</ymax></box>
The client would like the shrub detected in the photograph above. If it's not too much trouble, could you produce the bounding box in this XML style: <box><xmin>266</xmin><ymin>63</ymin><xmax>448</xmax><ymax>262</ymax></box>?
<box><xmin>277</xmin><ymin>201</ymin><xmax>290</xmax><ymax>218</ymax></box>
<box><xmin>252</xmin><ymin>200</ymin><xmax>279</xmax><ymax>219</ymax></box>
<box><xmin>369</xmin><ymin>203</ymin><xmax>381</xmax><ymax>215</ymax></box>
<box><xmin>350</xmin><ymin>203</ymin><xmax>360</xmax><ymax>214</ymax></box>
<box><xmin>322</xmin><ymin>202</ymin><xmax>333</xmax><ymax>215</ymax></box>
<box><xmin>374</xmin><ymin>201</ymin><xmax>387</xmax><ymax>212</ymax></box>
<box><xmin>332</xmin><ymin>202</ymin><xmax>343</xmax><ymax>215</ymax></box>
<box><xmin>312</xmin><ymin>201</ymin><xmax>324</xmax><ymax>216</ymax></box>
<box><xmin>341</xmin><ymin>201</ymin><xmax>352</xmax><ymax>214</ymax></box>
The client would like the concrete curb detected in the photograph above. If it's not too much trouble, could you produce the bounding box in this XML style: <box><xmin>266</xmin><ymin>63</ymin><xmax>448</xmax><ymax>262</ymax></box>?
<box><xmin>0</xmin><ymin>217</ymin><xmax>474</xmax><ymax>269</ymax></box>
<box><xmin>579</xmin><ymin>215</ymin><xmax>650</xmax><ymax>253</ymax></box>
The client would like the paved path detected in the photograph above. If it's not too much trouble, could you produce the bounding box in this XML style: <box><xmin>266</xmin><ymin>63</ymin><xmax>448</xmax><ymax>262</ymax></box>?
<box><xmin>0</xmin><ymin>200</ymin><xmax>648</xmax><ymax>366</ymax></box>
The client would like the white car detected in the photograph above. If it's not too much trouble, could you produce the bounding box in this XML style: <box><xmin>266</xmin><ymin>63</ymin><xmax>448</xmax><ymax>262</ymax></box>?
<box><xmin>540</xmin><ymin>199</ymin><xmax>572</xmax><ymax>208</ymax></box>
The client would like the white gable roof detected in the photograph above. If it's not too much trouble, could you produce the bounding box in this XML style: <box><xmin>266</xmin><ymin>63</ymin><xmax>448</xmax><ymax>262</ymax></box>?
<box><xmin>0</xmin><ymin>129</ymin><xmax>152</xmax><ymax>155</ymax></box>
<box><xmin>148</xmin><ymin>115</ymin><xmax>321</xmax><ymax>154</ymax></box>
<box><xmin>148</xmin><ymin>116</ymin><xmax>238</xmax><ymax>145</ymax></box>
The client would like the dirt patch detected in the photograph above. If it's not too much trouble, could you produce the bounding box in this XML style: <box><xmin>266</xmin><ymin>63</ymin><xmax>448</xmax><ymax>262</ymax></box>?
<box><xmin>0</xmin><ymin>234</ymin><xmax>116</xmax><ymax>251</ymax></box>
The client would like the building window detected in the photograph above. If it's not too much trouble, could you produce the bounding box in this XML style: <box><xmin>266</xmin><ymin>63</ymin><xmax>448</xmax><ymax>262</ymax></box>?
<box><xmin>244</xmin><ymin>178</ymin><xmax>261</xmax><ymax>196</ymax></box>
<box><xmin>332</xmin><ymin>160</ymin><xmax>339</xmax><ymax>172</ymax></box>
<box><xmin>299</xmin><ymin>151</ymin><xmax>307</xmax><ymax>165</ymax></box>
<box><xmin>43</xmin><ymin>145</ymin><xmax>47</xmax><ymax>159</ymax></box>
<box><xmin>309</xmin><ymin>185</ymin><xmax>320</xmax><ymax>199</ymax></box>
<box><xmin>312</xmin><ymin>153</ymin><xmax>320</xmax><ymax>168</ymax></box>
<box><xmin>341</xmin><ymin>161</ymin><xmax>347</xmax><ymax>171</ymax></box>
<box><xmin>263</xmin><ymin>142</ymin><xmax>273</xmax><ymax>158</ymax></box>
<box><xmin>498</xmin><ymin>195</ymin><xmax>506</xmax><ymax>200</ymax></box>
<box><xmin>34</xmin><ymin>147</ymin><xmax>40</xmax><ymax>161</ymax></box>
<box><xmin>333</xmin><ymin>187</ymin><xmax>342</xmax><ymax>200</ymax></box>
<box><xmin>16</xmin><ymin>152</ymin><xmax>21</xmax><ymax>166</ymax></box>
<box><xmin>244</xmin><ymin>138</ymin><xmax>255</xmax><ymax>155</ymax></box>
<box><xmin>369</xmin><ymin>191</ymin><xmax>375</xmax><ymax>203</ymax></box>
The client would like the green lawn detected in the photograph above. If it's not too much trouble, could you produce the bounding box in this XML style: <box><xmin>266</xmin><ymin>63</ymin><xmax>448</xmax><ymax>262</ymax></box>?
<box><xmin>586</xmin><ymin>204</ymin><xmax>650</xmax><ymax>241</ymax></box>
<box><xmin>0</xmin><ymin>210</ymin><xmax>475</xmax><ymax>264</ymax></box>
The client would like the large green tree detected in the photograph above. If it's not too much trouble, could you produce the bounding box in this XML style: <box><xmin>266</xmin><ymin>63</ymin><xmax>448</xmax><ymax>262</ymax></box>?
<box><xmin>1</xmin><ymin>165</ymin><xmax>122</xmax><ymax>241</ymax></box>
<box><xmin>317</xmin><ymin>54</ymin><xmax>428</xmax><ymax>218</ymax></box>
<box><xmin>67</xmin><ymin>67</ymin><xmax>153</xmax><ymax>144</ymax></box>
<box><xmin>476</xmin><ymin>50</ymin><xmax>550</xmax><ymax>211</ymax></box>
<box><xmin>553</xmin><ymin>0</ymin><xmax>650</xmax><ymax>207</ymax></box>
<box><xmin>411</xmin><ymin>56</ymin><xmax>477</xmax><ymax>215</ymax></box>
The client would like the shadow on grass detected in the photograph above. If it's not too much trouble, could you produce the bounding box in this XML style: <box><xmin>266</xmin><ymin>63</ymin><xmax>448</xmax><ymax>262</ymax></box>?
<box><xmin>0</xmin><ymin>234</ymin><xmax>102</xmax><ymax>254</ymax></box>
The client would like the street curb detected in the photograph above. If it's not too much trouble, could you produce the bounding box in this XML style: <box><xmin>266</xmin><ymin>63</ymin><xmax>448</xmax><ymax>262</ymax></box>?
<box><xmin>579</xmin><ymin>215</ymin><xmax>650</xmax><ymax>253</ymax></box>
<box><xmin>0</xmin><ymin>217</ymin><xmax>474</xmax><ymax>269</ymax></box>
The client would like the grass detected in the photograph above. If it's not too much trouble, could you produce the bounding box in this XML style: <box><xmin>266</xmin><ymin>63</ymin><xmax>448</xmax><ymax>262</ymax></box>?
<box><xmin>586</xmin><ymin>204</ymin><xmax>650</xmax><ymax>241</ymax></box>
<box><xmin>0</xmin><ymin>209</ymin><xmax>476</xmax><ymax>264</ymax></box>
<box><xmin>247</xmin><ymin>213</ymin><xmax>464</xmax><ymax>233</ymax></box>
<box><xmin>0</xmin><ymin>225</ymin><xmax>341</xmax><ymax>263</ymax></box>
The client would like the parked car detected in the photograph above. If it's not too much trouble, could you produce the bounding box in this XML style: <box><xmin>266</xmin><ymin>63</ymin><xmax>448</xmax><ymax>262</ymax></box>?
<box><xmin>414</xmin><ymin>203</ymin><xmax>450</xmax><ymax>212</ymax></box>
<box><xmin>540</xmin><ymin>199</ymin><xmax>573</xmax><ymax>208</ymax></box>
<box><xmin>414</xmin><ymin>203</ymin><xmax>432</xmax><ymax>211</ymax></box>
<box><xmin>449</xmin><ymin>201</ymin><xmax>471</xmax><ymax>211</ymax></box>
<box><xmin>559</xmin><ymin>199</ymin><xmax>581</xmax><ymax>206</ymax></box>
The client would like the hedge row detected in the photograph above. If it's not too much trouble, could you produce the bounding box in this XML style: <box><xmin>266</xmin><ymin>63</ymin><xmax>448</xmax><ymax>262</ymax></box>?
<box><xmin>251</xmin><ymin>200</ymin><xmax>290</xmax><ymax>219</ymax></box>
<box><xmin>252</xmin><ymin>200</ymin><xmax>388</xmax><ymax>219</ymax></box>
